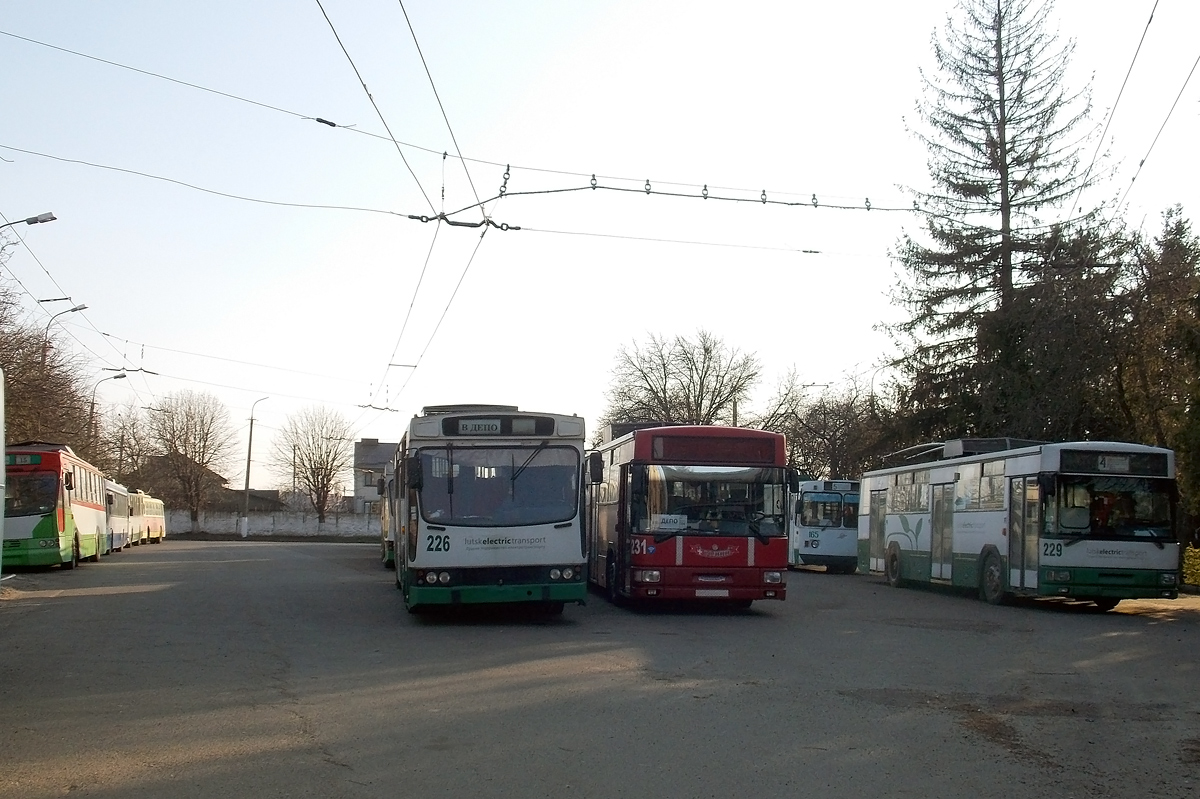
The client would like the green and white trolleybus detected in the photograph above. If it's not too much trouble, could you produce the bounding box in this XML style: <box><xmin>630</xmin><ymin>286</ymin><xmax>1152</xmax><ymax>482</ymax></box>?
<box><xmin>860</xmin><ymin>439</ymin><xmax>1180</xmax><ymax>610</ymax></box>
<box><xmin>789</xmin><ymin>479</ymin><xmax>859</xmax><ymax>573</ymax></box>
<box><xmin>391</xmin><ymin>405</ymin><xmax>587</xmax><ymax>614</ymax></box>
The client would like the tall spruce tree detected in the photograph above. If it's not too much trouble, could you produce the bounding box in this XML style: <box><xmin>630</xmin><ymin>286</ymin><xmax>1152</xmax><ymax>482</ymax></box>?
<box><xmin>891</xmin><ymin>0</ymin><xmax>1098</xmax><ymax>441</ymax></box>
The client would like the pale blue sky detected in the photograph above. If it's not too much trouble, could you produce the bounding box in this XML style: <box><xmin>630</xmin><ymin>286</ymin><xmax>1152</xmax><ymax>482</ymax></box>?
<box><xmin>2</xmin><ymin>1</ymin><xmax>1197</xmax><ymax>490</ymax></box>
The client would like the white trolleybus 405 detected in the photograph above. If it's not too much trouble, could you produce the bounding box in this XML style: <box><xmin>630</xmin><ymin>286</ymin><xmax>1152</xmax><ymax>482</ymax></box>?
<box><xmin>860</xmin><ymin>438</ymin><xmax>1181</xmax><ymax>611</ymax></box>
<box><xmin>789</xmin><ymin>479</ymin><xmax>859</xmax><ymax>574</ymax></box>
<box><xmin>391</xmin><ymin>405</ymin><xmax>588</xmax><ymax>615</ymax></box>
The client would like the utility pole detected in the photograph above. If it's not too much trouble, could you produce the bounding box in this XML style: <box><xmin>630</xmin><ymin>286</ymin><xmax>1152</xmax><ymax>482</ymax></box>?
<box><xmin>240</xmin><ymin>397</ymin><xmax>268</xmax><ymax>538</ymax></box>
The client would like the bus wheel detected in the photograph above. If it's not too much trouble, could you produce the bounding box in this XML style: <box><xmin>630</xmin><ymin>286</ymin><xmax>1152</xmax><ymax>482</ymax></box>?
<box><xmin>606</xmin><ymin>556</ymin><xmax>623</xmax><ymax>605</ymax></box>
<box><xmin>1092</xmin><ymin>598</ymin><xmax>1119</xmax><ymax>612</ymax></box>
<box><xmin>88</xmin><ymin>541</ymin><xmax>101</xmax><ymax>563</ymax></box>
<box><xmin>63</xmin><ymin>539</ymin><xmax>79</xmax><ymax>570</ymax></box>
<box><xmin>884</xmin><ymin>545</ymin><xmax>903</xmax><ymax>588</ymax></box>
<box><xmin>731</xmin><ymin>599</ymin><xmax>754</xmax><ymax>610</ymax></box>
<box><xmin>543</xmin><ymin>601</ymin><xmax>565</xmax><ymax>616</ymax></box>
<box><xmin>979</xmin><ymin>551</ymin><xmax>1008</xmax><ymax>605</ymax></box>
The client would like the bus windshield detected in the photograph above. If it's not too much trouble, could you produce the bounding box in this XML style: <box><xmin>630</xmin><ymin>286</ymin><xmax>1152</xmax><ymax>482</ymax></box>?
<box><xmin>1053</xmin><ymin>476</ymin><xmax>1174</xmax><ymax>540</ymax></box>
<box><xmin>5</xmin><ymin>472</ymin><xmax>59</xmax><ymax>518</ymax></box>
<box><xmin>417</xmin><ymin>445</ymin><xmax>579</xmax><ymax>527</ymax></box>
<box><xmin>635</xmin><ymin>465</ymin><xmax>787</xmax><ymax>538</ymax></box>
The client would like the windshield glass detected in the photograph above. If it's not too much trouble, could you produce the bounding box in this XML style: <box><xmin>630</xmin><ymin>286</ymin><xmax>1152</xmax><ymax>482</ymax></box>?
<box><xmin>635</xmin><ymin>465</ymin><xmax>787</xmax><ymax>537</ymax></box>
<box><xmin>418</xmin><ymin>445</ymin><xmax>579</xmax><ymax>527</ymax></box>
<box><xmin>1053</xmin><ymin>476</ymin><xmax>1174</xmax><ymax>539</ymax></box>
<box><xmin>5</xmin><ymin>472</ymin><xmax>59</xmax><ymax>518</ymax></box>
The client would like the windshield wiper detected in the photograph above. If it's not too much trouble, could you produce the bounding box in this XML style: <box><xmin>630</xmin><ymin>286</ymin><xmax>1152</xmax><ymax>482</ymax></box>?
<box><xmin>511</xmin><ymin>441</ymin><xmax>549</xmax><ymax>497</ymax></box>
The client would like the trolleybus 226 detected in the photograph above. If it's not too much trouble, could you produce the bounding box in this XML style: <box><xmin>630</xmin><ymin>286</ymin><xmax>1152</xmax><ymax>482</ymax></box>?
<box><xmin>390</xmin><ymin>405</ymin><xmax>588</xmax><ymax>614</ymax></box>
<box><xmin>586</xmin><ymin>424</ymin><xmax>793</xmax><ymax>608</ymax></box>
<box><xmin>789</xmin><ymin>479</ymin><xmax>859</xmax><ymax>574</ymax></box>
<box><xmin>860</xmin><ymin>438</ymin><xmax>1180</xmax><ymax>610</ymax></box>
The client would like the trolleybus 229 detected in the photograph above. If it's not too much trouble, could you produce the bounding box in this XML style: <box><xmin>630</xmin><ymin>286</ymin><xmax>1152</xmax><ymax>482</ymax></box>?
<box><xmin>4</xmin><ymin>442</ymin><xmax>107</xmax><ymax>568</ymax></box>
<box><xmin>391</xmin><ymin>405</ymin><xmax>588</xmax><ymax>614</ymax></box>
<box><xmin>860</xmin><ymin>438</ymin><xmax>1180</xmax><ymax>610</ymax></box>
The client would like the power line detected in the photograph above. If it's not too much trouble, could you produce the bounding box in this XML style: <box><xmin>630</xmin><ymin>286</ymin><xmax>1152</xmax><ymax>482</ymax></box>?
<box><xmin>1114</xmin><ymin>48</ymin><xmax>1200</xmax><ymax>212</ymax></box>
<box><xmin>397</xmin><ymin>0</ymin><xmax>484</xmax><ymax>216</ymax></box>
<box><xmin>312</xmin><ymin>0</ymin><xmax>436</xmax><ymax>213</ymax></box>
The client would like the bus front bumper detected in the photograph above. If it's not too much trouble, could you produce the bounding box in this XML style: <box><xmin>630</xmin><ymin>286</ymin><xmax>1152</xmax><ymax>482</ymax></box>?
<box><xmin>2</xmin><ymin>539</ymin><xmax>70</xmax><ymax>567</ymax></box>
<box><xmin>407</xmin><ymin>581</ymin><xmax>587</xmax><ymax>606</ymax></box>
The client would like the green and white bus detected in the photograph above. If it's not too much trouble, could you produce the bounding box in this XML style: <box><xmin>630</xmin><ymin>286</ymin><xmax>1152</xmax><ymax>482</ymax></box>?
<box><xmin>860</xmin><ymin>439</ymin><xmax>1180</xmax><ymax>610</ymax></box>
<box><xmin>4</xmin><ymin>442</ymin><xmax>108</xmax><ymax>568</ymax></box>
<box><xmin>391</xmin><ymin>404</ymin><xmax>587</xmax><ymax>614</ymax></box>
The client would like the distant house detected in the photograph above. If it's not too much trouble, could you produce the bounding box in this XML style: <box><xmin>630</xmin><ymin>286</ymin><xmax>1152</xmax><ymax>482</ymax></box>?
<box><xmin>353</xmin><ymin>438</ymin><xmax>397</xmax><ymax>515</ymax></box>
<box><xmin>207</xmin><ymin>487</ymin><xmax>289</xmax><ymax>514</ymax></box>
<box><xmin>123</xmin><ymin>454</ymin><xmax>228</xmax><ymax>510</ymax></box>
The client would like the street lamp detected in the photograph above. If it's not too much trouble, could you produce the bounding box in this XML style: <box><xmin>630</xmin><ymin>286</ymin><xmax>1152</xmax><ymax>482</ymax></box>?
<box><xmin>42</xmin><ymin>303</ymin><xmax>88</xmax><ymax>365</ymax></box>
<box><xmin>0</xmin><ymin>212</ymin><xmax>56</xmax><ymax>233</ymax></box>
<box><xmin>240</xmin><ymin>396</ymin><xmax>269</xmax><ymax>539</ymax></box>
<box><xmin>89</xmin><ymin>372</ymin><xmax>127</xmax><ymax>439</ymax></box>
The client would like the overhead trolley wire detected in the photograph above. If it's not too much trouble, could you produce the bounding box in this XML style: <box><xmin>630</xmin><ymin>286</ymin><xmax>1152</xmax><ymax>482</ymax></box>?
<box><xmin>313</xmin><ymin>0</ymin><xmax>436</xmax><ymax>213</ymax></box>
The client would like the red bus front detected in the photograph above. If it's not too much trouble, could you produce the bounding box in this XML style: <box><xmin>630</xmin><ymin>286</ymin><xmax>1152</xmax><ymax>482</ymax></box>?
<box><xmin>589</xmin><ymin>426</ymin><xmax>790</xmax><ymax>606</ymax></box>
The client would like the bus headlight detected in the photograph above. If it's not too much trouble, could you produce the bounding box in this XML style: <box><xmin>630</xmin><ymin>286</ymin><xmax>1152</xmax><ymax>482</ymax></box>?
<box><xmin>634</xmin><ymin>569</ymin><xmax>661</xmax><ymax>583</ymax></box>
<box><xmin>1045</xmin><ymin>570</ymin><xmax>1072</xmax><ymax>582</ymax></box>
<box><xmin>763</xmin><ymin>571</ymin><xmax>783</xmax><ymax>584</ymax></box>
<box><xmin>438</xmin><ymin>571</ymin><xmax>451</xmax><ymax>584</ymax></box>
<box><xmin>562</xmin><ymin>567</ymin><xmax>574</xmax><ymax>580</ymax></box>
<box><xmin>1160</xmin><ymin>573</ymin><xmax>1177</xmax><ymax>586</ymax></box>
<box><xmin>550</xmin><ymin>568</ymin><xmax>562</xmax><ymax>580</ymax></box>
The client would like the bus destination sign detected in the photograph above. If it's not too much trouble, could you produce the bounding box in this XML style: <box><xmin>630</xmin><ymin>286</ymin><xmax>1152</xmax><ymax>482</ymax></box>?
<box><xmin>458</xmin><ymin>419</ymin><xmax>501</xmax><ymax>435</ymax></box>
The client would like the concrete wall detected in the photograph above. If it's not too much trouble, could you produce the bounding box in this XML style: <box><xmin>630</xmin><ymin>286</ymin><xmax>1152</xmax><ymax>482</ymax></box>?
<box><xmin>167</xmin><ymin>510</ymin><xmax>378</xmax><ymax>539</ymax></box>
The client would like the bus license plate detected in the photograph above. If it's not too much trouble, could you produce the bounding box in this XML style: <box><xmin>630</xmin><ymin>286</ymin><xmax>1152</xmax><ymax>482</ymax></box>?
<box><xmin>695</xmin><ymin>589</ymin><xmax>730</xmax><ymax>598</ymax></box>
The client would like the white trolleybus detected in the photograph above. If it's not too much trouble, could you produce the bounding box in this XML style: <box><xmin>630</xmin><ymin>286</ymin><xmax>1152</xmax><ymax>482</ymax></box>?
<box><xmin>789</xmin><ymin>479</ymin><xmax>859</xmax><ymax>574</ymax></box>
<box><xmin>860</xmin><ymin>438</ymin><xmax>1180</xmax><ymax>610</ymax></box>
<box><xmin>391</xmin><ymin>405</ymin><xmax>588</xmax><ymax>614</ymax></box>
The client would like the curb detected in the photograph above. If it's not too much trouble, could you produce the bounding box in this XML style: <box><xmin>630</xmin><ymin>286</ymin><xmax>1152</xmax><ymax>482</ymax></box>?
<box><xmin>166</xmin><ymin>533</ymin><xmax>376</xmax><ymax>544</ymax></box>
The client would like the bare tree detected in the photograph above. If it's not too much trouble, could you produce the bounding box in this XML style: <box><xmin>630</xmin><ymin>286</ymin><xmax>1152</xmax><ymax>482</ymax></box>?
<box><xmin>146</xmin><ymin>390</ymin><xmax>236</xmax><ymax>528</ymax></box>
<box><xmin>95</xmin><ymin>402</ymin><xmax>154</xmax><ymax>484</ymax></box>
<box><xmin>600</xmin><ymin>330</ymin><xmax>760</xmax><ymax>428</ymax></box>
<box><xmin>0</xmin><ymin>279</ymin><xmax>91</xmax><ymax>448</ymax></box>
<box><xmin>269</xmin><ymin>405</ymin><xmax>353</xmax><ymax>524</ymax></box>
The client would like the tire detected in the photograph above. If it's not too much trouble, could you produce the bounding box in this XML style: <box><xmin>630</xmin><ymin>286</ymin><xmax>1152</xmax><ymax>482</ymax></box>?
<box><xmin>731</xmin><ymin>599</ymin><xmax>754</xmax><ymax>610</ymax></box>
<box><xmin>1092</xmin><ymin>597</ymin><xmax>1120</xmax><ymax>612</ymax></box>
<box><xmin>62</xmin><ymin>539</ymin><xmax>79</xmax><ymax>570</ymax></box>
<box><xmin>606</xmin><ymin>554</ymin><xmax>623</xmax><ymax>605</ymax></box>
<box><xmin>543</xmin><ymin>601</ymin><xmax>565</xmax><ymax>616</ymax></box>
<box><xmin>979</xmin><ymin>551</ymin><xmax>1008</xmax><ymax>605</ymax></box>
<box><xmin>884</xmin><ymin>544</ymin><xmax>903</xmax><ymax>588</ymax></box>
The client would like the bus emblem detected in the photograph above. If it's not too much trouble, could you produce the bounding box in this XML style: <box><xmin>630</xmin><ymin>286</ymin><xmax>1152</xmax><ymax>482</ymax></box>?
<box><xmin>690</xmin><ymin>543</ymin><xmax>740</xmax><ymax>558</ymax></box>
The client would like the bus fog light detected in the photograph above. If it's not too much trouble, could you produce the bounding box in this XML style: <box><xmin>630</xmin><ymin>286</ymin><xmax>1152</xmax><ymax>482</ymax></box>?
<box><xmin>635</xmin><ymin>569</ymin><xmax>661</xmax><ymax>583</ymax></box>
<box><xmin>438</xmin><ymin>571</ymin><xmax>451</xmax><ymax>584</ymax></box>
<box><xmin>763</xmin><ymin>571</ymin><xmax>783</xmax><ymax>584</ymax></box>
<box><xmin>550</xmin><ymin>568</ymin><xmax>562</xmax><ymax>580</ymax></box>
<box><xmin>1160</xmin><ymin>573</ymin><xmax>1176</xmax><ymax>585</ymax></box>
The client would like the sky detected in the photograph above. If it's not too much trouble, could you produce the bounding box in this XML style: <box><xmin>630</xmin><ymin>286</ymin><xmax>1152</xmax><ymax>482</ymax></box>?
<box><xmin>1</xmin><ymin>0</ymin><xmax>1198</xmax><ymax>492</ymax></box>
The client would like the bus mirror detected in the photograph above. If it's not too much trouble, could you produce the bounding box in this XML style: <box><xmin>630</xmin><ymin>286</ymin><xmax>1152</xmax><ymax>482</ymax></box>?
<box><xmin>376</xmin><ymin>478</ymin><xmax>385</xmax><ymax>497</ymax></box>
<box><xmin>787</xmin><ymin>468</ymin><xmax>800</xmax><ymax>493</ymax></box>
<box><xmin>106</xmin><ymin>494</ymin><xmax>113</xmax><ymax>507</ymax></box>
<box><xmin>406</xmin><ymin>456</ymin><xmax>423</xmax><ymax>490</ymax></box>
<box><xmin>1038</xmin><ymin>473</ymin><xmax>1056</xmax><ymax>497</ymax></box>
<box><xmin>63</xmin><ymin>471</ymin><xmax>74</xmax><ymax>492</ymax></box>
<box><xmin>588</xmin><ymin>452</ymin><xmax>604</xmax><ymax>484</ymax></box>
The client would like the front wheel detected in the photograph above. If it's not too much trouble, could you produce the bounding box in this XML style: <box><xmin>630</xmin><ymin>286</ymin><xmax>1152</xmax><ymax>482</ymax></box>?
<box><xmin>606</xmin><ymin>555</ymin><xmax>623</xmax><ymax>606</ymax></box>
<box><xmin>979</xmin><ymin>551</ymin><xmax>1008</xmax><ymax>605</ymax></box>
<box><xmin>62</xmin><ymin>539</ymin><xmax>79</xmax><ymax>570</ymax></box>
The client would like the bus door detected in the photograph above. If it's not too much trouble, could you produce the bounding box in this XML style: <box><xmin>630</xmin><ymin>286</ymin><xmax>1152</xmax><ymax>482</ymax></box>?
<box><xmin>930</xmin><ymin>483</ymin><xmax>954</xmax><ymax>581</ymax></box>
<box><xmin>868</xmin><ymin>490</ymin><xmax>887</xmax><ymax>572</ymax></box>
<box><xmin>1008</xmin><ymin>477</ymin><xmax>1040</xmax><ymax>590</ymax></box>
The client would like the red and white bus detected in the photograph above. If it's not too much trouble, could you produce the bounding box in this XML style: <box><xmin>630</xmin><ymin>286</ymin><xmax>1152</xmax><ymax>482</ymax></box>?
<box><xmin>4</xmin><ymin>442</ymin><xmax>108</xmax><ymax>568</ymax></box>
<box><xmin>585</xmin><ymin>424</ymin><xmax>792</xmax><ymax>608</ymax></box>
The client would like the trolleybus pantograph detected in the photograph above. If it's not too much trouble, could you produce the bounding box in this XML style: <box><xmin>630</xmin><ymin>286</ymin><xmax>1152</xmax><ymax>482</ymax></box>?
<box><xmin>390</xmin><ymin>405</ymin><xmax>588</xmax><ymax>614</ymax></box>
<box><xmin>586</xmin><ymin>424</ymin><xmax>794</xmax><ymax>608</ymax></box>
<box><xmin>859</xmin><ymin>438</ymin><xmax>1181</xmax><ymax>610</ymax></box>
<box><xmin>4</xmin><ymin>442</ymin><xmax>108</xmax><ymax>568</ymax></box>
<box><xmin>789</xmin><ymin>479</ymin><xmax>859</xmax><ymax>574</ymax></box>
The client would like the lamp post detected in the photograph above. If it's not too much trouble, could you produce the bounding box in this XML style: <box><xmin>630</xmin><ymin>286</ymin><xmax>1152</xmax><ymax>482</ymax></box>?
<box><xmin>240</xmin><ymin>397</ymin><xmax>269</xmax><ymax>539</ymax></box>
<box><xmin>89</xmin><ymin>372</ymin><xmax>127</xmax><ymax>440</ymax></box>
<box><xmin>42</xmin><ymin>303</ymin><xmax>88</xmax><ymax>365</ymax></box>
<box><xmin>0</xmin><ymin>212</ymin><xmax>56</xmax><ymax>233</ymax></box>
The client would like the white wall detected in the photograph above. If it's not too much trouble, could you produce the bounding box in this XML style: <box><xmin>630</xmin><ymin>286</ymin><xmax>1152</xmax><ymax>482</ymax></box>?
<box><xmin>167</xmin><ymin>510</ymin><xmax>377</xmax><ymax>538</ymax></box>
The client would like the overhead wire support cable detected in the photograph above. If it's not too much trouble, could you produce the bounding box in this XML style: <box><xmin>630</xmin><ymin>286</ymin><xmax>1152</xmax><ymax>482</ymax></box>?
<box><xmin>313</xmin><ymin>0</ymin><xmax>436</xmax><ymax>213</ymax></box>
